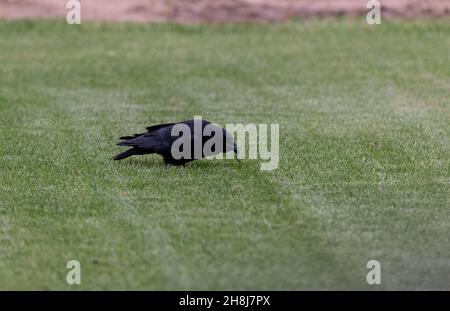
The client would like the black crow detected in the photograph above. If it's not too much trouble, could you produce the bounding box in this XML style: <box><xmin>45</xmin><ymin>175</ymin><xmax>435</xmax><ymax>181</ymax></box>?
<box><xmin>114</xmin><ymin>119</ymin><xmax>238</xmax><ymax>166</ymax></box>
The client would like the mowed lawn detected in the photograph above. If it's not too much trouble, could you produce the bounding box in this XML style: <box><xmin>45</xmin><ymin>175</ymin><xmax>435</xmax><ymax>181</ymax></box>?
<box><xmin>0</xmin><ymin>20</ymin><xmax>449</xmax><ymax>290</ymax></box>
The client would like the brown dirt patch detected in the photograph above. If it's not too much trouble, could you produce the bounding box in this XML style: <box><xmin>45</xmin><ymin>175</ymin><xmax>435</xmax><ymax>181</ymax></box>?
<box><xmin>0</xmin><ymin>0</ymin><xmax>449</xmax><ymax>23</ymax></box>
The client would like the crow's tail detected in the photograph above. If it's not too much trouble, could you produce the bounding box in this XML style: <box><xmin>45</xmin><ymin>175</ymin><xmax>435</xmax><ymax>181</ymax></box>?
<box><xmin>113</xmin><ymin>148</ymin><xmax>137</xmax><ymax>161</ymax></box>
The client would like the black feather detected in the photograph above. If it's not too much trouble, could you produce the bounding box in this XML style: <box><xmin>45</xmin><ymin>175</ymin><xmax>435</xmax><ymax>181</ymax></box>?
<box><xmin>113</xmin><ymin>148</ymin><xmax>137</xmax><ymax>161</ymax></box>
<box><xmin>113</xmin><ymin>119</ymin><xmax>237</xmax><ymax>165</ymax></box>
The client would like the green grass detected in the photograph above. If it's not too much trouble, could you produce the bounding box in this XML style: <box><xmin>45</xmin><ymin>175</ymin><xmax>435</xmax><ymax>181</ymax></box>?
<box><xmin>0</xmin><ymin>19</ymin><xmax>449</xmax><ymax>290</ymax></box>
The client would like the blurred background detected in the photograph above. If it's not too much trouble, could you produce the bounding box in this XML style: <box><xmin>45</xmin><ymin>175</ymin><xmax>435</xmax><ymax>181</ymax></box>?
<box><xmin>1</xmin><ymin>0</ymin><xmax>449</xmax><ymax>291</ymax></box>
<box><xmin>0</xmin><ymin>0</ymin><xmax>449</xmax><ymax>22</ymax></box>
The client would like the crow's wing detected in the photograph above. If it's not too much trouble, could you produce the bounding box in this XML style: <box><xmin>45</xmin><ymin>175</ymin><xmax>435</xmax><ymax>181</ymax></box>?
<box><xmin>119</xmin><ymin>123</ymin><xmax>175</xmax><ymax>140</ymax></box>
<box><xmin>117</xmin><ymin>120</ymin><xmax>213</xmax><ymax>154</ymax></box>
<box><xmin>117</xmin><ymin>131</ymin><xmax>163</xmax><ymax>151</ymax></box>
<box><xmin>130</xmin><ymin>123</ymin><xmax>206</xmax><ymax>155</ymax></box>
<box><xmin>117</xmin><ymin>125</ymin><xmax>178</xmax><ymax>153</ymax></box>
